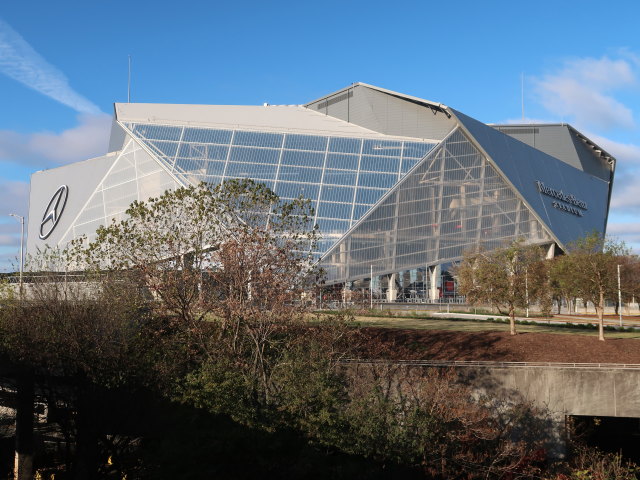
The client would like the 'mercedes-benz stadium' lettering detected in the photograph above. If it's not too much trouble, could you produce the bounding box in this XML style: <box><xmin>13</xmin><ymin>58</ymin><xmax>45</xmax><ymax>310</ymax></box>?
<box><xmin>535</xmin><ymin>181</ymin><xmax>588</xmax><ymax>212</ymax></box>
<box><xmin>26</xmin><ymin>82</ymin><xmax>615</xmax><ymax>300</ymax></box>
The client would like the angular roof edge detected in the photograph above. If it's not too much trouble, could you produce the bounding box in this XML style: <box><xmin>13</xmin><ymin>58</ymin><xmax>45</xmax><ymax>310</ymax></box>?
<box><xmin>304</xmin><ymin>82</ymin><xmax>450</xmax><ymax>115</ymax></box>
<box><xmin>491</xmin><ymin>123</ymin><xmax>616</xmax><ymax>166</ymax></box>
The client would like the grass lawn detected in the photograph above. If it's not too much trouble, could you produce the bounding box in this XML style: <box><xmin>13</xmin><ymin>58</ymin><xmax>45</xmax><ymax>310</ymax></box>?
<box><xmin>349</xmin><ymin>314</ymin><xmax>640</xmax><ymax>339</ymax></box>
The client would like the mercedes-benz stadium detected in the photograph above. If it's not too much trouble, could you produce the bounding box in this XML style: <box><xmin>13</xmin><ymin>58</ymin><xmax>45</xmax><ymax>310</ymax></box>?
<box><xmin>26</xmin><ymin>83</ymin><xmax>615</xmax><ymax>301</ymax></box>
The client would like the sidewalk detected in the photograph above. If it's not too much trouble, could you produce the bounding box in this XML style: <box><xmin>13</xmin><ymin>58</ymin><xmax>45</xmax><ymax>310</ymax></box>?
<box><xmin>431</xmin><ymin>312</ymin><xmax>640</xmax><ymax>329</ymax></box>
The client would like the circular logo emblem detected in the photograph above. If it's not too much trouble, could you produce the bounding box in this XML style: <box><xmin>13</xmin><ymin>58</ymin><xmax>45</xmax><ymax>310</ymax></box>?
<box><xmin>39</xmin><ymin>185</ymin><xmax>69</xmax><ymax>240</ymax></box>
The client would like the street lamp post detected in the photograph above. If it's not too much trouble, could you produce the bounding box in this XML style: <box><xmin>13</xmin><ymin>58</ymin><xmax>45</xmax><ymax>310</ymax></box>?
<box><xmin>617</xmin><ymin>264</ymin><xmax>623</xmax><ymax>327</ymax></box>
<box><xmin>9</xmin><ymin>214</ymin><xmax>24</xmax><ymax>296</ymax></box>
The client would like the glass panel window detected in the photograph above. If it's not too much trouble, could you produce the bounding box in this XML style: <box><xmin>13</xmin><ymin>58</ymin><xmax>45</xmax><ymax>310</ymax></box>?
<box><xmin>225</xmin><ymin>162</ymin><xmax>277</xmax><ymax>180</ymax></box>
<box><xmin>328</xmin><ymin>137</ymin><xmax>361</xmax><ymax>154</ymax></box>
<box><xmin>362</xmin><ymin>139</ymin><xmax>402</xmax><ymax>156</ymax></box>
<box><xmin>233</xmin><ymin>131</ymin><xmax>283</xmax><ymax>148</ymax></box>
<box><xmin>281</xmin><ymin>150</ymin><xmax>325</xmax><ymax>168</ymax></box>
<box><xmin>323</xmin><ymin>169</ymin><xmax>357</xmax><ymax>186</ymax></box>
<box><xmin>317</xmin><ymin>202</ymin><xmax>352</xmax><ymax>220</ymax></box>
<box><xmin>275</xmin><ymin>182</ymin><xmax>320</xmax><ymax>200</ymax></box>
<box><xmin>132</xmin><ymin>124</ymin><xmax>182</xmax><ymax>141</ymax></box>
<box><xmin>175</xmin><ymin>158</ymin><xmax>206</xmax><ymax>175</ymax></box>
<box><xmin>321</xmin><ymin>185</ymin><xmax>354</xmax><ymax>203</ymax></box>
<box><xmin>205</xmin><ymin>161</ymin><xmax>226</xmax><ymax>176</ymax></box>
<box><xmin>284</xmin><ymin>134</ymin><xmax>328</xmax><ymax>151</ymax></box>
<box><xmin>326</xmin><ymin>153</ymin><xmax>359</xmax><ymax>170</ymax></box>
<box><xmin>358</xmin><ymin>172</ymin><xmax>397</xmax><ymax>189</ymax></box>
<box><xmin>278</xmin><ymin>165</ymin><xmax>323</xmax><ymax>183</ymax></box>
<box><xmin>182</xmin><ymin>128</ymin><xmax>232</xmax><ymax>144</ymax></box>
<box><xmin>315</xmin><ymin>218</ymin><xmax>350</xmax><ymax>236</ymax></box>
<box><xmin>178</xmin><ymin>143</ymin><xmax>228</xmax><ymax>160</ymax></box>
<box><xmin>360</xmin><ymin>155</ymin><xmax>400</xmax><ymax>173</ymax></box>
<box><xmin>148</xmin><ymin>141</ymin><xmax>179</xmax><ymax>158</ymax></box>
<box><xmin>355</xmin><ymin>188</ymin><xmax>385</xmax><ymax>205</ymax></box>
<box><xmin>229</xmin><ymin>146</ymin><xmax>280</xmax><ymax>164</ymax></box>
<box><xmin>353</xmin><ymin>204</ymin><xmax>372</xmax><ymax>221</ymax></box>
<box><xmin>401</xmin><ymin>158</ymin><xmax>419</xmax><ymax>174</ymax></box>
<box><xmin>403</xmin><ymin>142</ymin><xmax>435</xmax><ymax>159</ymax></box>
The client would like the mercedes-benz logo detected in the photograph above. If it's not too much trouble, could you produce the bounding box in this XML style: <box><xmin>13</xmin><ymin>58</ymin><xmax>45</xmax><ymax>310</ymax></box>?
<box><xmin>39</xmin><ymin>185</ymin><xmax>69</xmax><ymax>240</ymax></box>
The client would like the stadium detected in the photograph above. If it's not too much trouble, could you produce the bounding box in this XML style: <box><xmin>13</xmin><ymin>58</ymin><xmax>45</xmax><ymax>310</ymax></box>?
<box><xmin>26</xmin><ymin>83</ymin><xmax>615</xmax><ymax>301</ymax></box>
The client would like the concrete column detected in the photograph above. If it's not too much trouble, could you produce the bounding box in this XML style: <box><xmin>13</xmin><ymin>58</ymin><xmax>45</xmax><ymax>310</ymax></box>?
<box><xmin>428</xmin><ymin>265</ymin><xmax>441</xmax><ymax>302</ymax></box>
<box><xmin>546</xmin><ymin>243</ymin><xmax>556</xmax><ymax>260</ymax></box>
<box><xmin>387</xmin><ymin>273</ymin><xmax>398</xmax><ymax>302</ymax></box>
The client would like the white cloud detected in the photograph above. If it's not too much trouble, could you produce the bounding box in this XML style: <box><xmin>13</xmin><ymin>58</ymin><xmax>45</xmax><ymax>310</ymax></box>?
<box><xmin>0</xmin><ymin>181</ymin><xmax>29</xmax><ymax>270</ymax></box>
<box><xmin>0</xmin><ymin>180</ymin><xmax>29</xmax><ymax>218</ymax></box>
<box><xmin>0</xmin><ymin>113</ymin><xmax>111</xmax><ymax>167</ymax></box>
<box><xmin>610</xmin><ymin>172</ymin><xmax>640</xmax><ymax>210</ymax></box>
<box><xmin>0</xmin><ymin>234</ymin><xmax>17</xmax><ymax>247</ymax></box>
<box><xmin>606</xmin><ymin>221</ymin><xmax>640</xmax><ymax>252</ymax></box>
<box><xmin>534</xmin><ymin>56</ymin><xmax>637</xmax><ymax>131</ymax></box>
<box><xmin>581</xmin><ymin>133</ymin><xmax>640</xmax><ymax>214</ymax></box>
<box><xmin>586</xmin><ymin>134</ymin><xmax>640</xmax><ymax>167</ymax></box>
<box><xmin>0</xmin><ymin>18</ymin><xmax>100</xmax><ymax>114</ymax></box>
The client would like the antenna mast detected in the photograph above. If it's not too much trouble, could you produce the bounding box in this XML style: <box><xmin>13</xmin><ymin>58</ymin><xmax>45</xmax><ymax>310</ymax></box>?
<box><xmin>521</xmin><ymin>72</ymin><xmax>524</xmax><ymax>122</ymax></box>
<box><xmin>128</xmin><ymin>55</ymin><xmax>131</xmax><ymax>103</ymax></box>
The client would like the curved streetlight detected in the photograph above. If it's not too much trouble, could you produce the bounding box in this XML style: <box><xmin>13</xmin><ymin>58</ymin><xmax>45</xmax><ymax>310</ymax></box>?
<box><xmin>9</xmin><ymin>214</ymin><xmax>24</xmax><ymax>295</ymax></box>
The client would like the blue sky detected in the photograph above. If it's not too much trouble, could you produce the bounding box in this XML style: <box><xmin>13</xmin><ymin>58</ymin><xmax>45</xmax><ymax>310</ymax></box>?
<box><xmin>1</xmin><ymin>1</ymin><xmax>639</xmax><ymax>270</ymax></box>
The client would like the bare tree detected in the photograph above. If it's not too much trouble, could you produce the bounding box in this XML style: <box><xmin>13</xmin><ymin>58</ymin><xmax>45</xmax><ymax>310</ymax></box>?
<box><xmin>81</xmin><ymin>180</ymin><xmax>320</xmax><ymax>405</ymax></box>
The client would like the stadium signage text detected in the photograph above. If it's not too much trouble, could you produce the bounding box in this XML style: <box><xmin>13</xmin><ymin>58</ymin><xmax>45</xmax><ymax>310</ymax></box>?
<box><xmin>535</xmin><ymin>181</ymin><xmax>587</xmax><ymax>217</ymax></box>
<box><xmin>39</xmin><ymin>185</ymin><xmax>68</xmax><ymax>240</ymax></box>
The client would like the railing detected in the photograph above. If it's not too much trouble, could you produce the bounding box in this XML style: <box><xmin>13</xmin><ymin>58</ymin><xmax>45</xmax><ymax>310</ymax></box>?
<box><xmin>340</xmin><ymin>359</ymin><xmax>640</xmax><ymax>370</ymax></box>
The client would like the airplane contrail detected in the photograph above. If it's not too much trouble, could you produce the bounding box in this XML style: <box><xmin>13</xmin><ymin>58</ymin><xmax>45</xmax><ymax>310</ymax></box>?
<box><xmin>0</xmin><ymin>17</ymin><xmax>101</xmax><ymax>114</ymax></box>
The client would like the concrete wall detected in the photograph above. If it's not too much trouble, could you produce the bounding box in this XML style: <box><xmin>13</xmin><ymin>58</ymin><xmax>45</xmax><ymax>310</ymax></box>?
<box><xmin>459</xmin><ymin>365</ymin><xmax>640</xmax><ymax>418</ymax></box>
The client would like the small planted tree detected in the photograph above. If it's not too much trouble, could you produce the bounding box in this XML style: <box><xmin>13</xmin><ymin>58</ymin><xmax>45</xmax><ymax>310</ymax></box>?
<box><xmin>456</xmin><ymin>240</ymin><xmax>547</xmax><ymax>335</ymax></box>
<box><xmin>620</xmin><ymin>254</ymin><xmax>640</xmax><ymax>312</ymax></box>
<box><xmin>557</xmin><ymin>233</ymin><xmax>629</xmax><ymax>341</ymax></box>
<box><xmin>549</xmin><ymin>253</ymin><xmax>579</xmax><ymax>314</ymax></box>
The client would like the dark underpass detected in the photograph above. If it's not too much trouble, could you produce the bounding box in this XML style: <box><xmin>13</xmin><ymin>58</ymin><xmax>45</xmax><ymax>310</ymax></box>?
<box><xmin>570</xmin><ymin>415</ymin><xmax>640</xmax><ymax>463</ymax></box>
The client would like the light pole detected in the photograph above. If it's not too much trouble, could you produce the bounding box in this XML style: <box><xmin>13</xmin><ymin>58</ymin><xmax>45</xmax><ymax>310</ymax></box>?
<box><xmin>370</xmin><ymin>265</ymin><xmax>373</xmax><ymax>310</ymax></box>
<box><xmin>617</xmin><ymin>264</ymin><xmax>623</xmax><ymax>327</ymax></box>
<box><xmin>9</xmin><ymin>214</ymin><xmax>24</xmax><ymax>295</ymax></box>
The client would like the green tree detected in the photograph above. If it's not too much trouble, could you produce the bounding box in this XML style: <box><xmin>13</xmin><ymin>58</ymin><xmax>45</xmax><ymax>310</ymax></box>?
<box><xmin>456</xmin><ymin>240</ymin><xmax>548</xmax><ymax>335</ymax></box>
<box><xmin>549</xmin><ymin>253</ymin><xmax>579</xmax><ymax>315</ymax></box>
<box><xmin>558</xmin><ymin>233</ymin><xmax>629</xmax><ymax>341</ymax></box>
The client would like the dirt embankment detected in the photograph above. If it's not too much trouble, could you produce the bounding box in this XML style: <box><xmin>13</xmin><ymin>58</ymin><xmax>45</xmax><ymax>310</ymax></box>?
<box><xmin>358</xmin><ymin>328</ymin><xmax>640</xmax><ymax>364</ymax></box>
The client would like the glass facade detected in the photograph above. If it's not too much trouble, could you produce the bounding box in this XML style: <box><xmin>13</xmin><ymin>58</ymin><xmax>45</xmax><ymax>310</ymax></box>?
<box><xmin>57</xmin><ymin>124</ymin><xmax>553</xmax><ymax>287</ymax></box>
<box><xmin>59</xmin><ymin>138</ymin><xmax>179</xmax><ymax>245</ymax></box>
<box><xmin>123</xmin><ymin>122</ymin><xmax>437</xmax><ymax>256</ymax></box>
<box><xmin>320</xmin><ymin>128</ymin><xmax>552</xmax><ymax>283</ymax></box>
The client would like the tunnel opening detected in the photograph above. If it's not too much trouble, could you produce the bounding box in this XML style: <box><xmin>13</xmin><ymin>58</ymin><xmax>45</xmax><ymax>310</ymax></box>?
<box><xmin>568</xmin><ymin>415</ymin><xmax>640</xmax><ymax>463</ymax></box>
